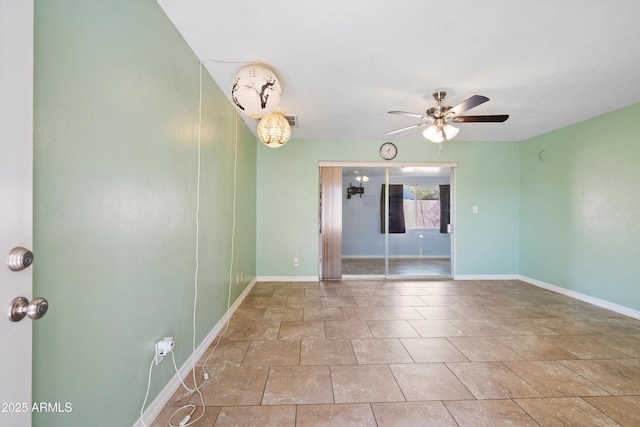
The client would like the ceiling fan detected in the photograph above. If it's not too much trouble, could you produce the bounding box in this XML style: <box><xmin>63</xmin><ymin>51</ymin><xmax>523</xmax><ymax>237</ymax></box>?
<box><xmin>385</xmin><ymin>91</ymin><xmax>509</xmax><ymax>143</ymax></box>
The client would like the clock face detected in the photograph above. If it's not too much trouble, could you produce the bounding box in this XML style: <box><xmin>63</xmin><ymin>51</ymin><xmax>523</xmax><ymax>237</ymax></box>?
<box><xmin>380</xmin><ymin>142</ymin><xmax>397</xmax><ymax>160</ymax></box>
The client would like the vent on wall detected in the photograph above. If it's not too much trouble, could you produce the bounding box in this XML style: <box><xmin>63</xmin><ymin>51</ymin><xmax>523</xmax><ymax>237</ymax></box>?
<box><xmin>255</xmin><ymin>115</ymin><xmax>298</xmax><ymax>127</ymax></box>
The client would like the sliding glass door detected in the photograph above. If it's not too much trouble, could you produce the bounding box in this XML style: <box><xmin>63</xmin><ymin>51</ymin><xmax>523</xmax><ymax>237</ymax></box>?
<box><xmin>330</xmin><ymin>162</ymin><xmax>454</xmax><ymax>279</ymax></box>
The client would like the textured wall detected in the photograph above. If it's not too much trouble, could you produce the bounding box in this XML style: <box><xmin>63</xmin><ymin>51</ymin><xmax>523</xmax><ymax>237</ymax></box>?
<box><xmin>520</xmin><ymin>103</ymin><xmax>640</xmax><ymax>310</ymax></box>
<box><xmin>256</xmin><ymin>139</ymin><xmax>520</xmax><ymax>277</ymax></box>
<box><xmin>33</xmin><ymin>1</ymin><xmax>256</xmax><ymax>425</ymax></box>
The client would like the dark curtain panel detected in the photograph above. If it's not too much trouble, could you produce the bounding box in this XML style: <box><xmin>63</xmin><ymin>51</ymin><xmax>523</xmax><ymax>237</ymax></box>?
<box><xmin>439</xmin><ymin>184</ymin><xmax>451</xmax><ymax>233</ymax></box>
<box><xmin>381</xmin><ymin>184</ymin><xmax>406</xmax><ymax>233</ymax></box>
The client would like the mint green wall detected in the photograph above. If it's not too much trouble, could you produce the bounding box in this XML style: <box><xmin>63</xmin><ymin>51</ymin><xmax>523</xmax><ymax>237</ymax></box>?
<box><xmin>256</xmin><ymin>139</ymin><xmax>519</xmax><ymax>277</ymax></box>
<box><xmin>520</xmin><ymin>103</ymin><xmax>640</xmax><ymax>310</ymax></box>
<box><xmin>33</xmin><ymin>1</ymin><xmax>256</xmax><ymax>426</ymax></box>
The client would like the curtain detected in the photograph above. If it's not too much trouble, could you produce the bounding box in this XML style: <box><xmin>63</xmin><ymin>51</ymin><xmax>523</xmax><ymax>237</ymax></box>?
<box><xmin>380</xmin><ymin>184</ymin><xmax>406</xmax><ymax>233</ymax></box>
<box><xmin>320</xmin><ymin>167</ymin><xmax>342</xmax><ymax>279</ymax></box>
<box><xmin>439</xmin><ymin>184</ymin><xmax>450</xmax><ymax>233</ymax></box>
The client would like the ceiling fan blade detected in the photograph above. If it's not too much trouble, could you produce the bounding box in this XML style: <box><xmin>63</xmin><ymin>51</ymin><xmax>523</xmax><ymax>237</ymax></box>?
<box><xmin>388</xmin><ymin>110</ymin><xmax>430</xmax><ymax>120</ymax></box>
<box><xmin>452</xmin><ymin>114</ymin><xmax>509</xmax><ymax>123</ymax></box>
<box><xmin>447</xmin><ymin>95</ymin><xmax>489</xmax><ymax>116</ymax></box>
<box><xmin>384</xmin><ymin>122</ymin><xmax>429</xmax><ymax>135</ymax></box>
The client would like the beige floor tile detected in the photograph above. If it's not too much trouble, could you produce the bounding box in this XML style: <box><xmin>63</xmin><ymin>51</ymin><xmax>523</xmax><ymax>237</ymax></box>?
<box><xmin>378</xmin><ymin>306</ymin><xmax>425</xmax><ymax>320</ymax></box>
<box><xmin>615</xmin><ymin>357</ymin><xmax>640</xmax><ymax>373</ymax></box>
<box><xmin>242</xmin><ymin>296</ymin><xmax>287</xmax><ymax>309</ymax></box>
<box><xmin>197</xmin><ymin>339</ymin><xmax>250</xmax><ymax>367</ymax></box>
<box><xmin>503</xmin><ymin>360</ymin><xmax>609</xmax><ymax>397</ymax></box>
<box><xmin>448</xmin><ymin>337</ymin><xmax>523</xmax><ymax>362</ymax></box>
<box><xmin>331</xmin><ymin>365</ymin><xmax>405</xmax><ymax>403</ymax></box>
<box><xmin>449</xmin><ymin>305</ymin><xmax>500</xmax><ymax>319</ymax></box>
<box><xmin>496</xmin><ymin>336</ymin><xmax>580</xmax><ymax>360</ymax></box>
<box><xmin>214</xmin><ymin>405</ymin><xmax>295</xmax><ymax>427</ymax></box>
<box><xmin>242</xmin><ymin>340</ymin><xmax>300</xmax><ymax>366</ymax></box>
<box><xmin>444</xmin><ymin>399</ymin><xmax>539</xmax><ymax>427</ymax></box>
<box><xmin>325</xmin><ymin>320</ymin><xmax>373</xmax><ymax>339</ymax></box>
<box><xmin>300</xmin><ymin>339</ymin><xmax>357</xmax><ymax>365</ymax></box>
<box><xmin>418</xmin><ymin>295</ymin><xmax>460</xmax><ymax>306</ymax></box>
<box><xmin>262</xmin><ymin>307</ymin><xmax>303</xmax><ymax>321</ymax></box>
<box><xmin>354</xmin><ymin>296</ymin><xmax>393</xmax><ymax>307</ymax></box>
<box><xmin>296</xmin><ymin>403</ymin><xmax>377</xmax><ymax>427</ymax></box>
<box><xmin>559</xmin><ymin>359</ymin><xmax>640</xmax><ymax>395</ymax></box>
<box><xmin>286</xmin><ymin>297</ymin><xmax>322</xmax><ymax>308</ymax></box>
<box><xmin>413</xmin><ymin>306</ymin><xmax>461</xmax><ymax>319</ymax></box>
<box><xmin>303</xmin><ymin>307</ymin><xmax>345</xmax><ymax>321</ymax></box>
<box><xmin>394</xmin><ymin>287</ymin><xmax>432</xmax><ymax>295</ymax></box>
<box><xmin>543</xmin><ymin>335</ymin><xmax>630</xmax><ymax>359</ymax></box>
<box><xmin>351</xmin><ymin>338</ymin><xmax>413</xmax><ymax>364</ymax></box>
<box><xmin>385</xmin><ymin>295</ymin><xmax>429</xmax><ymax>306</ymax></box>
<box><xmin>498</xmin><ymin>318</ymin><xmax>559</xmax><ymax>335</ymax></box>
<box><xmin>194</xmin><ymin>366</ymin><xmax>268</xmax><ymax>406</ymax></box>
<box><xmin>262</xmin><ymin>366</ymin><xmax>333</xmax><ymax>405</ymax></box>
<box><xmin>305</xmin><ymin>288</ymin><xmax>338</xmax><ymax>297</ymax></box>
<box><xmin>533</xmin><ymin>318</ymin><xmax>602</xmax><ymax>335</ymax></box>
<box><xmin>372</xmin><ymin>401</ymin><xmax>458</xmax><ymax>427</ymax></box>
<box><xmin>322</xmin><ymin>296</ymin><xmax>358</xmax><ymax>307</ymax></box>
<box><xmin>446</xmin><ymin>362</ymin><xmax>542</xmax><ymax>399</ymax></box>
<box><xmin>389</xmin><ymin>363</ymin><xmax>474</xmax><ymax>401</ymax></box>
<box><xmin>400</xmin><ymin>337</ymin><xmax>469</xmax><ymax>363</ymax></box>
<box><xmin>341</xmin><ymin>306</ymin><xmax>385</xmax><ymax>320</ymax></box>
<box><xmin>157</xmin><ymin>280</ymin><xmax>640</xmax><ymax>427</ymax></box>
<box><xmin>591</xmin><ymin>334</ymin><xmax>640</xmax><ymax>357</ymax></box>
<box><xmin>272</xmin><ymin>287</ymin><xmax>306</xmax><ymax>298</ymax></box>
<box><xmin>366</xmin><ymin>320</ymin><xmax>421</xmax><ymax>338</ymax></box>
<box><xmin>231</xmin><ymin>307</ymin><xmax>267</xmax><ymax>322</ymax></box>
<box><xmin>226</xmin><ymin>322</ymin><xmax>280</xmax><ymax>341</ymax></box>
<box><xmin>584</xmin><ymin>396</ymin><xmax>640</xmax><ymax>426</ymax></box>
<box><xmin>334</xmin><ymin>287</ymin><xmax>372</xmax><ymax>297</ymax></box>
<box><xmin>150</xmin><ymin>405</ymin><xmax>219</xmax><ymax>427</ymax></box>
<box><xmin>448</xmin><ymin>319</ymin><xmax>513</xmax><ymax>336</ymax></box>
<box><xmin>277</xmin><ymin>321</ymin><xmax>325</xmax><ymax>340</ymax></box>
<box><xmin>408</xmin><ymin>320</ymin><xmax>465</xmax><ymax>337</ymax></box>
<box><xmin>515</xmin><ymin>397</ymin><xmax>621</xmax><ymax>427</ymax></box>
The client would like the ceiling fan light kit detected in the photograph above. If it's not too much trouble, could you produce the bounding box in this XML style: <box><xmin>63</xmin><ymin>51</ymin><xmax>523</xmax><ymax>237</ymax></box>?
<box><xmin>387</xmin><ymin>91</ymin><xmax>509</xmax><ymax>144</ymax></box>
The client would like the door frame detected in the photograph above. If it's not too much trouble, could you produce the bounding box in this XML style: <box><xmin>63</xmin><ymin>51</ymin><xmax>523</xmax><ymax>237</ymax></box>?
<box><xmin>0</xmin><ymin>1</ymin><xmax>34</xmax><ymax>426</ymax></box>
<box><xmin>319</xmin><ymin>161</ymin><xmax>457</xmax><ymax>279</ymax></box>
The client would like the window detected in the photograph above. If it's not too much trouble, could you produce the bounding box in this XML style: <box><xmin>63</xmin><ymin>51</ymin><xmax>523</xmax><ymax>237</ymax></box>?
<box><xmin>403</xmin><ymin>184</ymin><xmax>440</xmax><ymax>229</ymax></box>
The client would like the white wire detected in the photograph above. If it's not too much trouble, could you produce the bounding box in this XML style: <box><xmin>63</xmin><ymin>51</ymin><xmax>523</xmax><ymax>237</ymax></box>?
<box><xmin>139</xmin><ymin>355</ymin><xmax>155</xmax><ymax>427</ymax></box>
<box><xmin>138</xmin><ymin>59</ymin><xmax>242</xmax><ymax>427</ymax></box>
<box><xmin>199</xmin><ymin>104</ymin><xmax>238</xmax><ymax>371</ymax></box>
<box><xmin>168</xmin><ymin>352</ymin><xmax>205</xmax><ymax>427</ymax></box>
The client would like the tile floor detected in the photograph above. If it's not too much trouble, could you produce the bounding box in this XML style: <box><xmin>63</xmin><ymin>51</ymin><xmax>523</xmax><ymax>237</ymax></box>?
<box><xmin>341</xmin><ymin>258</ymin><xmax>451</xmax><ymax>277</ymax></box>
<box><xmin>152</xmin><ymin>280</ymin><xmax>640</xmax><ymax>426</ymax></box>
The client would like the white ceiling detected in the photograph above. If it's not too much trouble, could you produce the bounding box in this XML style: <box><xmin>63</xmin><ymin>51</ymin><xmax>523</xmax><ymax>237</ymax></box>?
<box><xmin>158</xmin><ymin>0</ymin><xmax>640</xmax><ymax>143</ymax></box>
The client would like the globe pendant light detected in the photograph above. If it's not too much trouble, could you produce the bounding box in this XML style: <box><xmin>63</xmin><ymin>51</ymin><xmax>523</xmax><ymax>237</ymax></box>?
<box><xmin>257</xmin><ymin>113</ymin><xmax>291</xmax><ymax>148</ymax></box>
<box><xmin>231</xmin><ymin>64</ymin><xmax>282</xmax><ymax>118</ymax></box>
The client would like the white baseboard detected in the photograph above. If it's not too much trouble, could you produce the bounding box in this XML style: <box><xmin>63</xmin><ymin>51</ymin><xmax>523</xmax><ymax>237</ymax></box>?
<box><xmin>342</xmin><ymin>255</ymin><xmax>450</xmax><ymax>259</ymax></box>
<box><xmin>256</xmin><ymin>276</ymin><xmax>319</xmax><ymax>282</ymax></box>
<box><xmin>133</xmin><ymin>278</ymin><xmax>257</xmax><ymax>427</ymax></box>
<box><xmin>454</xmin><ymin>274</ymin><xmax>520</xmax><ymax>281</ymax></box>
<box><xmin>516</xmin><ymin>275</ymin><xmax>640</xmax><ymax>320</ymax></box>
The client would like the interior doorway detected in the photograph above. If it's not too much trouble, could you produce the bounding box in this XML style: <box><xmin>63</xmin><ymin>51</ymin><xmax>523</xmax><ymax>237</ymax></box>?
<box><xmin>319</xmin><ymin>161</ymin><xmax>456</xmax><ymax>280</ymax></box>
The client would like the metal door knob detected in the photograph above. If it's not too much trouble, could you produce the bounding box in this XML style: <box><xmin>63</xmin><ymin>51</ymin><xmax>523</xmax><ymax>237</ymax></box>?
<box><xmin>8</xmin><ymin>297</ymin><xmax>48</xmax><ymax>322</ymax></box>
<box><xmin>7</xmin><ymin>247</ymin><xmax>34</xmax><ymax>271</ymax></box>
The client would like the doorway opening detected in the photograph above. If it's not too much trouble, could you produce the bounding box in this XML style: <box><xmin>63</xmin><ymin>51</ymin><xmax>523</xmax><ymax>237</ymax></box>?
<box><xmin>319</xmin><ymin>161</ymin><xmax>456</xmax><ymax>280</ymax></box>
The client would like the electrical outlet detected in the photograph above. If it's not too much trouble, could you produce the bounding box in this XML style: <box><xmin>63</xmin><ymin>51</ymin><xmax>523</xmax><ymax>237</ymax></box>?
<box><xmin>155</xmin><ymin>337</ymin><xmax>174</xmax><ymax>365</ymax></box>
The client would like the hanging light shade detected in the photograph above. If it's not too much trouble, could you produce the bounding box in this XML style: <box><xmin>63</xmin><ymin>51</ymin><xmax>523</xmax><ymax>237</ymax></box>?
<box><xmin>423</xmin><ymin>125</ymin><xmax>444</xmax><ymax>143</ymax></box>
<box><xmin>257</xmin><ymin>113</ymin><xmax>291</xmax><ymax>148</ymax></box>
<box><xmin>231</xmin><ymin>64</ymin><xmax>282</xmax><ymax>118</ymax></box>
<box><xmin>443</xmin><ymin>124</ymin><xmax>459</xmax><ymax>139</ymax></box>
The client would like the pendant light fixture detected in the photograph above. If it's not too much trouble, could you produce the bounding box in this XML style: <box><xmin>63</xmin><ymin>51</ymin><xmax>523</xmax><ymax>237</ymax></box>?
<box><xmin>257</xmin><ymin>112</ymin><xmax>291</xmax><ymax>148</ymax></box>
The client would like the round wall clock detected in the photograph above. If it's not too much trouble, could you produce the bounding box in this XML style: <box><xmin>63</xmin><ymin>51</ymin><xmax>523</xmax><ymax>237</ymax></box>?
<box><xmin>379</xmin><ymin>142</ymin><xmax>397</xmax><ymax>160</ymax></box>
